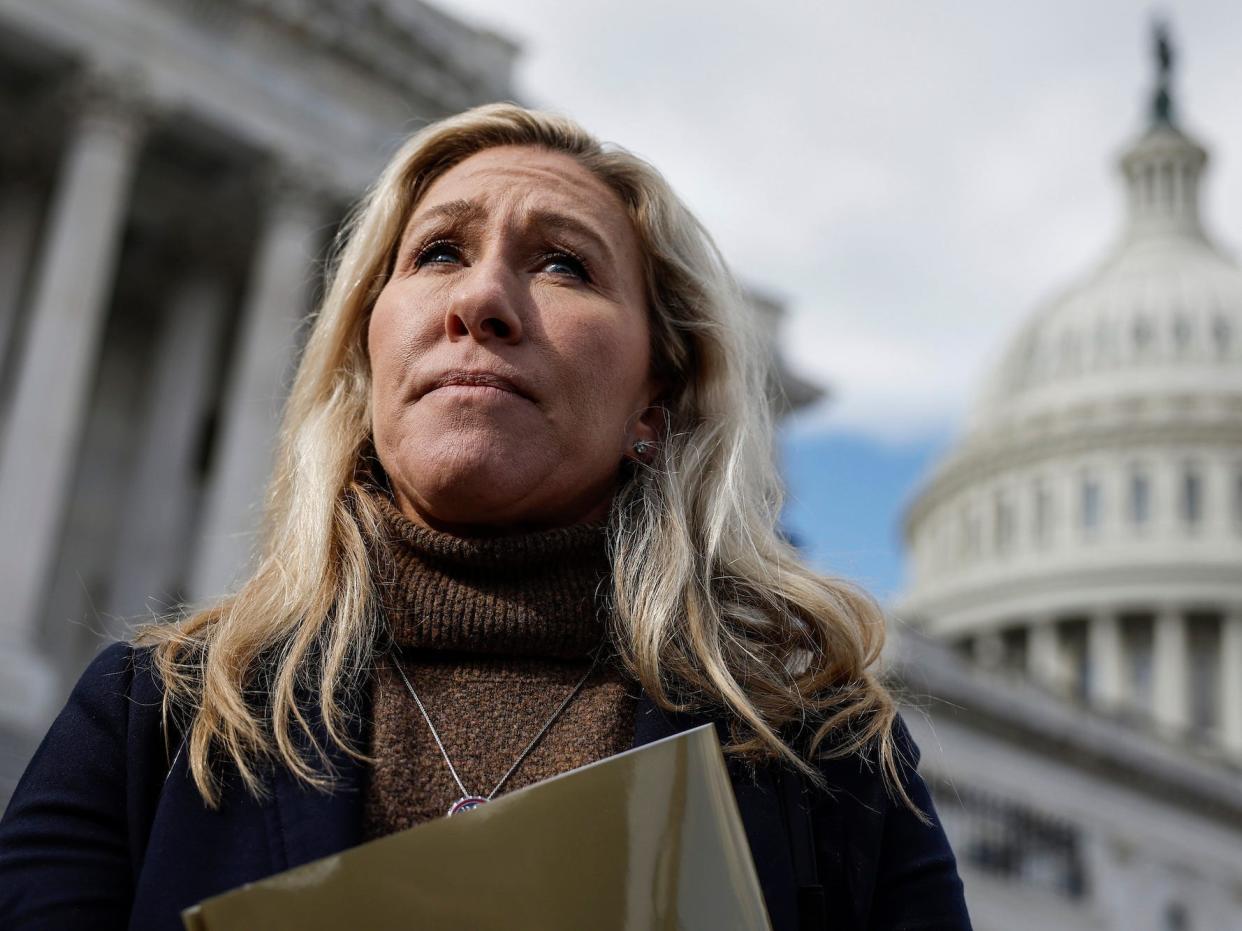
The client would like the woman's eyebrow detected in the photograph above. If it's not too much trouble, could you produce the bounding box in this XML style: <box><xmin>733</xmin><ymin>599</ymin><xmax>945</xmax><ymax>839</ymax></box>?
<box><xmin>403</xmin><ymin>200</ymin><xmax>617</xmax><ymax>267</ymax></box>
<box><xmin>523</xmin><ymin>209</ymin><xmax>615</xmax><ymax>265</ymax></box>
<box><xmin>404</xmin><ymin>198</ymin><xmax>487</xmax><ymax>239</ymax></box>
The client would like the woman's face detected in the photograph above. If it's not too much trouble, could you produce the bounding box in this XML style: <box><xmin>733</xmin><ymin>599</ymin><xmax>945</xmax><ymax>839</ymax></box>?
<box><xmin>368</xmin><ymin>145</ymin><xmax>661</xmax><ymax>533</ymax></box>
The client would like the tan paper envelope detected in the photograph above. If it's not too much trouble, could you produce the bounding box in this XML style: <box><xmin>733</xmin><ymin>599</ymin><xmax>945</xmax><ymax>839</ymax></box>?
<box><xmin>182</xmin><ymin>723</ymin><xmax>773</xmax><ymax>930</ymax></box>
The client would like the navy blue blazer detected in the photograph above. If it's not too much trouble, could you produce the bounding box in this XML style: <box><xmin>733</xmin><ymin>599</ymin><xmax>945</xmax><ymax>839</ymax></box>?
<box><xmin>0</xmin><ymin>643</ymin><xmax>970</xmax><ymax>930</ymax></box>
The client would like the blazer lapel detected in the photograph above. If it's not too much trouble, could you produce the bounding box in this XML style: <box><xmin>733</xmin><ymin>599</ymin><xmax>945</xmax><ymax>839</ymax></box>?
<box><xmin>269</xmin><ymin>703</ymin><xmax>368</xmax><ymax>871</ymax></box>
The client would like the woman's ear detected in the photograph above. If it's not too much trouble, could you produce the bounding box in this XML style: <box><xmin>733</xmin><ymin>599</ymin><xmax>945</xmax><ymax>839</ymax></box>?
<box><xmin>632</xmin><ymin>403</ymin><xmax>665</xmax><ymax>445</ymax></box>
<box><xmin>626</xmin><ymin>402</ymin><xmax>667</xmax><ymax>463</ymax></box>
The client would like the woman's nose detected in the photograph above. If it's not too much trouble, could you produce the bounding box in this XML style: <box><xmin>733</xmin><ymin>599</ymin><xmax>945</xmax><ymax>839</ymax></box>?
<box><xmin>444</xmin><ymin>260</ymin><xmax>524</xmax><ymax>344</ymax></box>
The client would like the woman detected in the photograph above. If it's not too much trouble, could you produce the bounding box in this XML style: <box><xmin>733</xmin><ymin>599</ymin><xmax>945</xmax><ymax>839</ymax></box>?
<box><xmin>0</xmin><ymin>104</ymin><xmax>970</xmax><ymax>929</ymax></box>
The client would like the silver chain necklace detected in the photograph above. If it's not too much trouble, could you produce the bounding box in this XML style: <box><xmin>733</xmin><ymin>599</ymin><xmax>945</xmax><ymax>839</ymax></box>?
<box><xmin>390</xmin><ymin>651</ymin><xmax>602</xmax><ymax>817</ymax></box>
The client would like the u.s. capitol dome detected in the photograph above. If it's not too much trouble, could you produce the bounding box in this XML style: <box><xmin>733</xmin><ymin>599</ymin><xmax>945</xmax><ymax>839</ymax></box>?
<box><xmin>896</xmin><ymin>41</ymin><xmax>1242</xmax><ymax>755</ymax></box>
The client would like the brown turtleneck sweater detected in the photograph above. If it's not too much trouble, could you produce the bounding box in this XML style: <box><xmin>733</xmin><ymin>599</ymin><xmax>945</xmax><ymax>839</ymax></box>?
<box><xmin>362</xmin><ymin>485</ymin><xmax>638</xmax><ymax>838</ymax></box>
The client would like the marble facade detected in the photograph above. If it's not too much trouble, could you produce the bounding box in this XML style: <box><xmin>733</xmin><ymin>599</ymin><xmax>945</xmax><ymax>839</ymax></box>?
<box><xmin>0</xmin><ymin>0</ymin><xmax>518</xmax><ymax>793</ymax></box>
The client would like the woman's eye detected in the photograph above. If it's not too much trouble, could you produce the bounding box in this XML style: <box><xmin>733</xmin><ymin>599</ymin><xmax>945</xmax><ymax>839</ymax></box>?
<box><xmin>413</xmin><ymin>241</ymin><xmax>461</xmax><ymax>269</ymax></box>
<box><xmin>541</xmin><ymin>252</ymin><xmax>589</xmax><ymax>281</ymax></box>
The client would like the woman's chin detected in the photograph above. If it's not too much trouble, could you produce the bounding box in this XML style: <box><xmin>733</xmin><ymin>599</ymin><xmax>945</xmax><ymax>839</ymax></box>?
<box><xmin>381</xmin><ymin>433</ymin><xmax>616</xmax><ymax>532</ymax></box>
<box><xmin>392</xmin><ymin>464</ymin><xmax>547</xmax><ymax>532</ymax></box>
<box><xmin>395</xmin><ymin>464</ymin><xmax>616</xmax><ymax>534</ymax></box>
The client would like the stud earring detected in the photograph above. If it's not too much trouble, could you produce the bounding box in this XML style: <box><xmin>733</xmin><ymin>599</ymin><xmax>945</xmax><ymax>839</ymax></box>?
<box><xmin>632</xmin><ymin>439</ymin><xmax>653</xmax><ymax>457</ymax></box>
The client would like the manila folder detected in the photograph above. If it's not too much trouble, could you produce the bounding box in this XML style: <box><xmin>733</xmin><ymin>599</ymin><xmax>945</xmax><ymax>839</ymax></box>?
<box><xmin>182</xmin><ymin>723</ymin><xmax>773</xmax><ymax>930</ymax></box>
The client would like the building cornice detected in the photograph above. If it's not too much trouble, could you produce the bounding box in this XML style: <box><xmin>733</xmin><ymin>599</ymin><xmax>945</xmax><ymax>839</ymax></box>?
<box><xmin>904</xmin><ymin>408</ymin><xmax>1242</xmax><ymax>534</ymax></box>
<box><xmin>895</xmin><ymin>559</ymin><xmax>1242</xmax><ymax>631</ymax></box>
<box><xmin>890</xmin><ymin>630</ymin><xmax>1242</xmax><ymax>827</ymax></box>
<box><xmin>173</xmin><ymin>0</ymin><xmax>519</xmax><ymax>112</ymax></box>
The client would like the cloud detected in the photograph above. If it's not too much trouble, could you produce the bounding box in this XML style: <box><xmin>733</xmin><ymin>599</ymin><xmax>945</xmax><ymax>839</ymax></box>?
<box><xmin>444</xmin><ymin>0</ymin><xmax>1242</xmax><ymax>442</ymax></box>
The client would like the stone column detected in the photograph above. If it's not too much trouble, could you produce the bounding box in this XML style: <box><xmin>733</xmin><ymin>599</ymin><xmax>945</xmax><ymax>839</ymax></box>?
<box><xmin>1152</xmin><ymin>606</ymin><xmax>1189</xmax><ymax>733</ymax></box>
<box><xmin>188</xmin><ymin>166</ymin><xmax>330</xmax><ymax>603</ymax></box>
<box><xmin>0</xmin><ymin>77</ymin><xmax>145</xmax><ymax>729</ymax></box>
<box><xmin>0</xmin><ymin>95</ymin><xmax>58</xmax><ymax>415</ymax></box>
<box><xmin>1205</xmin><ymin>457</ymin><xmax>1231</xmax><ymax>537</ymax></box>
<box><xmin>1088</xmin><ymin>608</ymin><xmax>1125</xmax><ymax>710</ymax></box>
<box><xmin>107</xmin><ymin>272</ymin><xmax>232</xmax><ymax>626</ymax></box>
<box><xmin>1027</xmin><ymin>618</ymin><xmax>1063</xmax><ymax>692</ymax></box>
<box><xmin>1220</xmin><ymin>608</ymin><xmax>1242</xmax><ymax>757</ymax></box>
<box><xmin>0</xmin><ymin>177</ymin><xmax>45</xmax><ymax>404</ymax></box>
<box><xmin>972</xmin><ymin>630</ymin><xmax>1005</xmax><ymax>669</ymax></box>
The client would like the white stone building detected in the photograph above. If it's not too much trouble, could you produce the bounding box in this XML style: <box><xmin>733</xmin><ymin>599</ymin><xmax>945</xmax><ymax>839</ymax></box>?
<box><xmin>895</xmin><ymin>30</ymin><xmax>1242</xmax><ymax>930</ymax></box>
<box><xmin>0</xmin><ymin>0</ymin><xmax>520</xmax><ymax>799</ymax></box>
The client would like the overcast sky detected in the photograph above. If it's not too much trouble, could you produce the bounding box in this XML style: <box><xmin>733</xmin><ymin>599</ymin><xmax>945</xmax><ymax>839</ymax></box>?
<box><xmin>439</xmin><ymin>0</ymin><xmax>1242</xmax><ymax>446</ymax></box>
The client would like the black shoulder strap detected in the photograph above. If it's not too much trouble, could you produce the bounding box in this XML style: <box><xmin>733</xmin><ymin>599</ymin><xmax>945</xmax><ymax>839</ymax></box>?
<box><xmin>778</xmin><ymin>767</ymin><xmax>827</xmax><ymax>930</ymax></box>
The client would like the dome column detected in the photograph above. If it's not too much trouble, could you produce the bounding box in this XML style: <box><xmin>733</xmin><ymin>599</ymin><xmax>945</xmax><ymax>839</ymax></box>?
<box><xmin>1027</xmin><ymin>617</ymin><xmax>1064</xmax><ymax>693</ymax></box>
<box><xmin>1088</xmin><ymin>608</ymin><xmax>1125</xmax><ymax>710</ymax></box>
<box><xmin>1221</xmin><ymin>608</ymin><xmax>1242</xmax><ymax>757</ymax></box>
<box><xmin>1152</xmin><ymin>605</ymin><xmax>1189</xmax><ymax>733</ymax></box>
<box><xmin>972</xmin><ymin>630</ymin><xmax>1005</xmax><ymax>669</ymax></box>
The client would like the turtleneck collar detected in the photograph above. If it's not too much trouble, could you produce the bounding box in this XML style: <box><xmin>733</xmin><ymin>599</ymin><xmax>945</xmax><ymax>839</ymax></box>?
<box><xmin>362</xmin><ymin>479</ymin><xmax>613</xmax><ymax>660</ymax></box>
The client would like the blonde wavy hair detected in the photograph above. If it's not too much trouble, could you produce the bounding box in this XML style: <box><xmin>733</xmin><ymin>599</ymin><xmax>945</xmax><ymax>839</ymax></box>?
<box><xmin>139</xmin><ymin>103</ymin><xmax>914</xmax><ymax>814</ymax></box>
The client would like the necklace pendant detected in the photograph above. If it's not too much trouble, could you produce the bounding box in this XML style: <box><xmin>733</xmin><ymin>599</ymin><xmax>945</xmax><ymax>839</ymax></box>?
<box><xmin>448</xmin><ymin>795</ymin><xmax>489</xmax><ymax>817</ymax></box>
